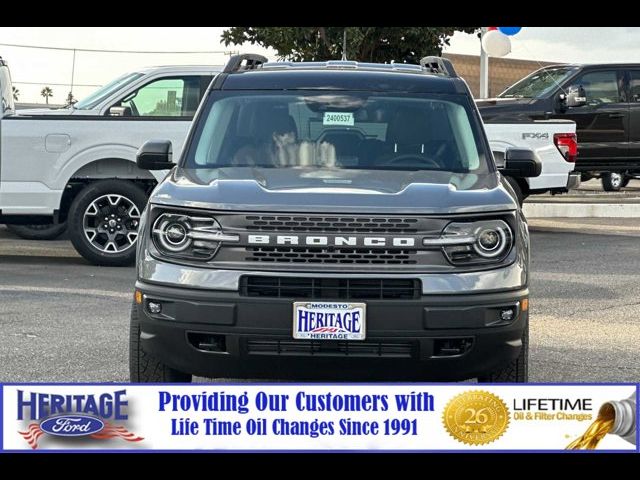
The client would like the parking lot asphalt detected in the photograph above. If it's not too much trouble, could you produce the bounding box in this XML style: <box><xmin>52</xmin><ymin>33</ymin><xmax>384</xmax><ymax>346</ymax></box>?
<box><xmin>0</xmin><ymin>223</ymin><xmax>638</xmax><ymax>383</ymax></box>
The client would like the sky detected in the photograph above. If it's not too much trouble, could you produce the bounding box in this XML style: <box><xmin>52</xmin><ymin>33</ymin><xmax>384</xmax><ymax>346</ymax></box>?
<box><xmin>2</xmin><ymin>27</ymin><xmax>640</xmax><ymax>104</ymax></box>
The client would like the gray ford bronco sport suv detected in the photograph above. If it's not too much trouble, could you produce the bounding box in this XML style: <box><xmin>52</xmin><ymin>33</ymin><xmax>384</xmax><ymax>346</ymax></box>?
<box><xmin>130</xmin><ymin>54</ymin><xmax>541</xmax><ymax>383</ymax></box>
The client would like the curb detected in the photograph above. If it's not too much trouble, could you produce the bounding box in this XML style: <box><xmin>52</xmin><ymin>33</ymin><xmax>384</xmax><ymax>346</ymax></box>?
<box><xmin>524</xmin><ymin>203</ymin><xmax>640</xmax><ymax>218</ymax></box>
<box><xmin>528</xmin><ymin>219</ymin><xmax>640</xmax><ymax>237</ymax></box>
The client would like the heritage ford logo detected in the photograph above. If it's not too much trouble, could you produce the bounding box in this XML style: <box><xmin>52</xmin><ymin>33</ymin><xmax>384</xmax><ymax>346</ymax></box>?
<box><xmin>40</xmin><ymin>414</ymin><xmax>105</xmax><ymax>436</ymax></box>
<box><xmin>247</xmin><ymin>234</ymin><xmax>416</xmax><ymax>247</ymax></box>
<box><xmin>16</xmin><ymin>389</ymin><xmax>143</xmax><ymax>449</ymax></box>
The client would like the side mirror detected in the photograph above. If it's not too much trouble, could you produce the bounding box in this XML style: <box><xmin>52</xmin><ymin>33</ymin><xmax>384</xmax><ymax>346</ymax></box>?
<box><xmin>500</xmin><ymin>148</ymin><xmax>542</xmax><ymax>178</ymax></box>
<box><xmin>136</xmin><ymin>140</ymin><xmax>174</xmax><ymax>170</ymax></box>
<box><xmin>107</xmin><ymin>105</ymin><xmax>132</xmax><ymax>117</ymax></box>
<box><xmin>565</xmin><ymin>85</ymin><xmax>587</xmax><ymax>108</ymax></box>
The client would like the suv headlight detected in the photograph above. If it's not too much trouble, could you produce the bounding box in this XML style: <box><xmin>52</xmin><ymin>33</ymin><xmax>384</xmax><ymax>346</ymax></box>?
<box><xmin>423</xmin><ymin>219</ymin><xmax>513</xmax><ymax>265</ymax></box>
<box><xmin>151</xmin><ymin>212</ymin><xmax>238</xmax><ymax>260</ymax></box>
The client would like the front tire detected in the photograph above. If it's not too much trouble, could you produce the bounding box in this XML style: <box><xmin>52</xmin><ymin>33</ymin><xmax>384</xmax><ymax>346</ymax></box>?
<box><xmin>478</xmin><ymin>321</ymin><xmax>529</xmax><ymax>383</ymax></box>
<box><xmin>129</xmin><ymin>301</ymin><xmax>192</xmax><ymax>383</ymax></box>
<box><xmin>602</xmin><ymin>172</ymin><xmax>624</xmax><ymax>191</ymax></box>
<box><xmin>68</xmin><ymin>180</ymin><xmax>147</xmax><ymax>266</ymax></box>
<box><xmin>6</xmin><ymin>222</ymin><xmax>67</xmax><ymax>240</ymax></box>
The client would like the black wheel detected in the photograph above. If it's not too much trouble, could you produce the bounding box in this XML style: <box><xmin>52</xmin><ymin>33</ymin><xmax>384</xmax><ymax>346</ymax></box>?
<box><xmin>129</xmin><ymin>301</ymin><xmax>192</xmax><ymax>383</ymax></box>
<box><xmin>602</xmin><ymin>172</ymin><xmax>624</xmax><ymax>191</ymax></box>
<box><xmin>6</xmin><ymin>222</ymin><xmax>67</xmax><ymax>240</ymax></box>
<box><xmin>478</xmin><ymin>321</ymin><xmax>529</xmax><ymax>383</ymax></box>
<box><xmin>621</xmin><ymin>176</ymin><xmax>631</xmax><ymax>188</ymax></box>
<box><xmin>67</xmin><ymin>180</ymin><xmax>147</xmax><ymax>266</ymax></box>
<box><xmin>505</xmin><ymin>176</ymin><xmax>526</xmax><ymax>206</ymax></box>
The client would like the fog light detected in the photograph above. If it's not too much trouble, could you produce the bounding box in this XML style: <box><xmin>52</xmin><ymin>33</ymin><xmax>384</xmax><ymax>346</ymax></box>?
<box><xmin>500</xmin><ymin>308</ymin><xmax>515</xmax><ymax>322</ymax></box>
<box><xmin>148</xmin><ymin>301</ymin><xmax>162</xmax><ymax>314</ymax></box>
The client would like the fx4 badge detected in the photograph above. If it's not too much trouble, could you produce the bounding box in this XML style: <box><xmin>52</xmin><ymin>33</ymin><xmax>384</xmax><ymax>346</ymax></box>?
<box><xmin>522</xmin><ymin>132</ymin><xmax>549</xmax><ymax>140</ymax></box>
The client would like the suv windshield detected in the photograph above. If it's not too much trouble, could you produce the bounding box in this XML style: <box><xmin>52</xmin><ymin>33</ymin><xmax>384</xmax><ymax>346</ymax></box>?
<box><xmin>499</xmin><ymin>66</ymin><xmax>578</xmax><ymax>99</ymax></box>
<box><xmin>75</xmin><ymin>72</ymin><xmax>144</xmax><ymax>110</ymax></box>
<box><xmin>183</xmin><ymin>91</ymin><xmax>489</xmax><ymax>174</ymax></box>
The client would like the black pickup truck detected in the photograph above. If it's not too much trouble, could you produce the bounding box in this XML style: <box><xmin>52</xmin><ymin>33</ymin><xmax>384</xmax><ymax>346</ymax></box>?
<box><xmin>478</xmin><ymin>63</ymin><xmax>640</xmax><ymax>191</ymax></box>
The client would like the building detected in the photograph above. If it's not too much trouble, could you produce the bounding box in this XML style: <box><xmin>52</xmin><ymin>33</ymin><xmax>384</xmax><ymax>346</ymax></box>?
<box><xmin>443</xmin><ymin>53</ymin><xmax>559</xmax><ymax>98</ymax></box>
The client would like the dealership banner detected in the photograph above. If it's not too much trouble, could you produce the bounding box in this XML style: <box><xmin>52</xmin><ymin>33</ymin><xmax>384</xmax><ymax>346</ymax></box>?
<box><xmin>1</xmin><ymin>384</ymin><xmax>637</xmax><ymax>452</ymax></box>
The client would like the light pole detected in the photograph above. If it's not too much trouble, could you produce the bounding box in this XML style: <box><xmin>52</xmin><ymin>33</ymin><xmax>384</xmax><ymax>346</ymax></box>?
<box><xmin>479</xmin><ymin>27</ymin><xmax>489</xmax><ymax>98</ymax></box>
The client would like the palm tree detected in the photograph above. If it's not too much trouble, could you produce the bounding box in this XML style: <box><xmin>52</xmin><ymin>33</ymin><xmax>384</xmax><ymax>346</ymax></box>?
<box><xmin>66</xmin><ymin>91</ymin><xmax>76</xmax><ymax>106</ymax></box>
<box><xmin>40</xmin><ymin>86</ymin><xmax>53</xmax><ymax>105</ymax></box>
<box><xmin>12</xmin><ymin>86</ymin><xmax>19</xmax><ymax>101</ymax></box>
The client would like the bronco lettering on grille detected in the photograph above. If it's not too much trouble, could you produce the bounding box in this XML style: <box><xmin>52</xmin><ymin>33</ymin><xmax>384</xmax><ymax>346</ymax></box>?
<box><xmin>247</xmin><ymin>235</ymin><xmax>416</xmax><ymax>247</ymax></box>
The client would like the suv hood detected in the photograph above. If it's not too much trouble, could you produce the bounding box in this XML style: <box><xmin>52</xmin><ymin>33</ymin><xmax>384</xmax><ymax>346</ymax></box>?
<box><xmin>151</xmin><ymin>167</ymin><xmax>516</xmax><ymax>214</ymax></box>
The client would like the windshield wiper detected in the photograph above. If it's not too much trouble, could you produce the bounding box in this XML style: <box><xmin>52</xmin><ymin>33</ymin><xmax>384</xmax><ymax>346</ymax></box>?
<box><xmin>216</xmin><ymin>164</ymin><xmax>278</xmax><ymax>168</ymax></box>
<box><xmin>367</xmin><ymin>166</ymin><xmax>464</xmax><ymax>173</ymax></box>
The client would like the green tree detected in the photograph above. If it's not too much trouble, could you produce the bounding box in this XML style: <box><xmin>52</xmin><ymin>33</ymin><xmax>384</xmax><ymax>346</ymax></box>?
<box><xmin>221</xmin><ymin>27</ymin><xmax>478</xmax><ymax>64</ymax></box>
<box><xmin>12</xmin><ymin>86</ymin><xmax>19</xmax><ymax>101</ymax></box>
<box><xmin>41</xmin><ymin>86</ymin><xmax>53</xmax><ymax>105</ymax></box>
<box><xmin>66</xmin><ymin>91</ymin><xmax>77</xmax><ymax>106</ymax></box>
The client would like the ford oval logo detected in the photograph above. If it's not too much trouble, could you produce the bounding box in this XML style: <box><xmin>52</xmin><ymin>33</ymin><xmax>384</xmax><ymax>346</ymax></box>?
<box><xmin>40</xmin><ymin>415</ymin><xmax>105</xmax><ymax>437</ymax></box>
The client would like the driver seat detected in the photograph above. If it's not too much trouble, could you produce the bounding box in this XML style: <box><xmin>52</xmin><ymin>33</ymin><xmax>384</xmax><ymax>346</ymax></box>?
<box><xmin>388</xmin><ymin>107</ymin><xmax>431</xmax><ymax>154</ymax></box>
<box><xmin>376</xmin><ymin>106</ymin><xmax>434</xmax><ymax>165</ymax></box>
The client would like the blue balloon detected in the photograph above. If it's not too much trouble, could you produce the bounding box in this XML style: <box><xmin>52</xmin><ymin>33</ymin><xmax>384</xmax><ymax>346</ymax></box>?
<box><xmin>499</xmin><ymin>27</ymin><xmax>522</xmax><ymax>36</ymax></box>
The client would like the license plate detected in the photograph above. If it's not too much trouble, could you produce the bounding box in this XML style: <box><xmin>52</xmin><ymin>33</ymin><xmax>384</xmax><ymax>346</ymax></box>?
<box><xmin>293</xmin><ymin>302</ymin><xmax>366</xmax><ymax>340</ymax></box>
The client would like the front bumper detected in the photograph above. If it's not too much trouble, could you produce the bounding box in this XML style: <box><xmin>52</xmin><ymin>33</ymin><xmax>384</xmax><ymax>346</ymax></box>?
<box><xmin>137</xmin><ymin>254</ymin><xmax>527</xmax><ymax>295</ymax></box>
<box><xmin>135</xmin><ymin>280</ymin><xmax>529</xmax><ymax>381</ymax></box>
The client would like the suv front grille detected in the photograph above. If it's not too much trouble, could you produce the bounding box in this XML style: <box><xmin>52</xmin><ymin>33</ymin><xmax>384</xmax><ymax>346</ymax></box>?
<box><xmin>246</xmin><ymin>339</ymin><xmax>415</xmax><ymax>358</ymax></box>
<box><xmin>240</xmin><ymin>276</ymin><xmax>421</xmax><ymax>300</ymax></box>
<box><xmin>244</xmin><ymin>215</ymin><xmax>419</xmax><ymax>233</ymax></box>
<box><xmin>246</xmin><ymin>246</ymin><xmax>417</xmax><ymax>264</ymax></box>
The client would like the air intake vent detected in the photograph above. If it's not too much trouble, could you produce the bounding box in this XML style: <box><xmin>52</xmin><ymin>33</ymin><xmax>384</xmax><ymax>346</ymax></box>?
<box><xmin>240</xmin><ymin>276</ymin><xmax>421</xmax><ymax>300</ymax></box>
<box><xmin>244</xmin><ymin>215</ymin><xmax>419</xmax><ymax>233</ymax></box>
<box><xmin>246</xmin><ymin>339</ymin><xmax>415</xmax><ymax>358</ymax></box>
<box><xmin>246</xmin><ymin>246</ymin><xmax>417</xmax><ymax>264</ymax></box>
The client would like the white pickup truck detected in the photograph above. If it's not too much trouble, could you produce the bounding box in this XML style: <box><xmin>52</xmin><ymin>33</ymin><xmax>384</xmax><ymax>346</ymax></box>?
<box><xmin>0</xmin><ymin>56</ymin><xmax>577</xmax><ymax>266</ymax></box>
<box><xmin>485</xmin><ymin>119</ymin><xmax>580</xmax><ymax>204</ymax></box>
<box><xmin>0</xmin><ymin>57</ymin><xmax>221</xmax><ymax>265</ymax></box>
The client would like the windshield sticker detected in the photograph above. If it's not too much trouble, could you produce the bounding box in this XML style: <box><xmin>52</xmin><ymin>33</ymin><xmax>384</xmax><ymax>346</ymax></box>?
<box><xmin>323</xmin><ymin>112</ymin><xmax>354</xmax><ymax>126</ymax></box>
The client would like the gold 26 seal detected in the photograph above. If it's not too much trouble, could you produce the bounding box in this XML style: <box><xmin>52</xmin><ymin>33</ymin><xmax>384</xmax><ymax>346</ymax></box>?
<box><xmin>443</xmin><ymin>390</ymin><xmax>510</xmax><ymax>445</ymax></box>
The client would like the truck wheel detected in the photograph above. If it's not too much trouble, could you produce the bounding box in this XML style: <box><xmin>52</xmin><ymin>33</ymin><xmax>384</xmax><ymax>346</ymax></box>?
<box><xmin>621</xmin><ymin>176</ymin><xmax>631</xmax><ymax>188</ymax></box>
<box><xmin>505</xmin><ymin>176</ymin><xmax>526</xmax><ymax>206</ymax></box>
<box><xmin>129</xmin><ymin>302</ymin><xmax>192</xmax><ymax>383</ymax></box>
<box><xmin>602</xmin><ymin>172</ymin><xmax>624</xmax><ymax>191</ymax></box>
<box><xmin>6</xmin><ymin>222</ymin><xmax>67</xmax><ymax>240</ymax></box>
<box><xmin>478</xmin><ymin>322</ymin><xmax>529</xmax><ymax>383</ymax></box>
<box><xmin>68</xmin><ymin>180</ymin><xmax>147</xmax><ymax>266</ymax></box>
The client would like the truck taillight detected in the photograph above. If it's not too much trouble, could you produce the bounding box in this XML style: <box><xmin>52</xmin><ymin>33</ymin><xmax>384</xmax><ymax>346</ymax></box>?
<box><xmin>554</xmin><ymin>133</ymin><xmax>578</xmax><ymax>162</ymax></box>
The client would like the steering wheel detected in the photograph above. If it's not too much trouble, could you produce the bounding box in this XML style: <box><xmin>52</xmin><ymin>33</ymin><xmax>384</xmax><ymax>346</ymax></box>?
<box><xmin>381</xmin><ymin>154</ymin><xmax>440</xmax><ymax>169</ymax></box>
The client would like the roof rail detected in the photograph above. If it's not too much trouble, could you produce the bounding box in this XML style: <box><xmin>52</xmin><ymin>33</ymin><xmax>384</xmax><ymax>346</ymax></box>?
<box><xmin>223</xmin><ymin>53</ymin><xmax>268</xmax><ymax>73</ymax></box>
<box><xmin>419</xmin><ymin>56</ymin><xmax>458</xmax><ymax>78</ymax></box>
<box><xmin>261</xmin><ymin>60</ymin><xmax>425</xmax><ymax>74</ymax></box>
